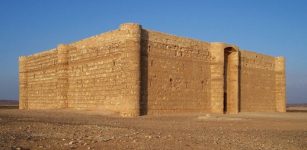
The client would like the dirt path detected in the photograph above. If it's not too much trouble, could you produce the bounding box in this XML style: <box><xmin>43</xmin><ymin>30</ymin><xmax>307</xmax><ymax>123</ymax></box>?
<box><xmin>0</xmin><ymin>109</ymin><xmax>306</xmax><ymax>150</ymax></box>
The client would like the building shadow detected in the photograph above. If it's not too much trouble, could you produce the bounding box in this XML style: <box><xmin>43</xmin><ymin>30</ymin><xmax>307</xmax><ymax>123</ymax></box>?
<box><xmin>140</xmin><ymin>29</ymin><xmax>149</xmax><ymax>115</ymax></box>
<box><xmin>238</xmin><ymin>51</ymin><xmax>241</xmax><ymax>112</ymax></box>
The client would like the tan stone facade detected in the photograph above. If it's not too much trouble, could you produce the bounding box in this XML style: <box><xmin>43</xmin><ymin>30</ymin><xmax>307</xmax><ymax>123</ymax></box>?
<box><xmin>19</xmin><ymin>23</ymin><xmax>286</xmax><ymax>116</ymax></box>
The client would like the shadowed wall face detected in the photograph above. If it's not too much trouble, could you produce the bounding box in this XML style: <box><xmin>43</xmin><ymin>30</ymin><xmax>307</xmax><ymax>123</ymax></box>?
<box><xmin>239</xmin><ymin>51</ymin><xmax>278</xmax><ymax>112</ymax></box>
<box><xmin>143</xmin><ymin>30</ymin><xmax>212</xmax><ymax>115</ymax></box>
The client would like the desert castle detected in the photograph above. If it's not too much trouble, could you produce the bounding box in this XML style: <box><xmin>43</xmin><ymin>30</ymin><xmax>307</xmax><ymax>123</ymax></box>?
<box><xmin>19</xmin><ymin>23</ymin><xmax>286</xmax><ymax>117</ymax></box>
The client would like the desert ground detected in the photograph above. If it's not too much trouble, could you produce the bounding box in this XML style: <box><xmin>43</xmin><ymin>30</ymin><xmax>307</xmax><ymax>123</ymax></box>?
<box><xmin>0</xmin><ymin>103</ymin><xmax>306</xmax><ymax>150</ymax></box>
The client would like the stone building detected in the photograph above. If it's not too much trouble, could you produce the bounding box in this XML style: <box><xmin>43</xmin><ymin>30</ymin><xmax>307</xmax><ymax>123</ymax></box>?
<box><xmin>19</xmin><ymin>23</ymin><xmax>286</xmax><ymax>117</ymax></box>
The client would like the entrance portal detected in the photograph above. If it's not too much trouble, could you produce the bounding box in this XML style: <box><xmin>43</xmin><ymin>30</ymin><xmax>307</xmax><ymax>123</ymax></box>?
<box><xmin>223</xmin><ymin>47</ymin><xmax>239</xmax><ymax>114</ymax></box>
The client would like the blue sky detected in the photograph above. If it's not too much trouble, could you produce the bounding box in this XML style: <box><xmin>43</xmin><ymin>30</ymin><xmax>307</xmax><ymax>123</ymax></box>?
<box><xmin>0</xmin><ymin>0</ymin><xmax>306</xmax><ymax>103</ymax></box>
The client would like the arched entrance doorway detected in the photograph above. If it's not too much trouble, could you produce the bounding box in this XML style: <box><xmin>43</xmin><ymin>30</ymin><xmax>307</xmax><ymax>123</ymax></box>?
<box><xmin>223</xmin><ymin>47</ymin><xmax>239</xmax><ymax>114</ymax></box>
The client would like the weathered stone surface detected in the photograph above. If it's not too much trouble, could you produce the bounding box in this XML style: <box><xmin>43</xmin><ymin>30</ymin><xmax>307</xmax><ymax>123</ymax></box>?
<box><xmin>19</xmin><ymin>23</ymin><xmax>286</xmax><ymax>116</ymax></box>
<box><xmin>239</xmin><ymin>50</ymin><xmax>285</xmax><ymax>112</ymax></box>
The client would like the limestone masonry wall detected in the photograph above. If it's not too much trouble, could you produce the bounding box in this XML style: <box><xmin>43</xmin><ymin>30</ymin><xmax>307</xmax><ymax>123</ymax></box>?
<box><xmin>240</xmin><ymin>50</ymin><xmax>276</xmax><ymax>112</ymax></box>
<box><xmin>141</xmin><ymin>30</ymin><xmax>212</xmax><ymax>115</ymax></box>
<box><xmin>275</xmin><ymin>57</ymin><xmax>286</xmax><ymax>112</ymax></box>
<box><xmin>239</xmin><ymin>50</ymin><xmax>286</xmax><ymax>112</ymax></box>
<box><xmin>19</xmin><ymin>23</ymin><xmax>142</xmax><ymax>117</ymax></box>
<box><xmin>19</xmin><ymin>23</ymin><xmax>286</xmax><ymax>116</ymax></box>
<box><xmin>19</xmin><ymin>50</ymin><xmax>58</xmax><ymax>109</ymax></box>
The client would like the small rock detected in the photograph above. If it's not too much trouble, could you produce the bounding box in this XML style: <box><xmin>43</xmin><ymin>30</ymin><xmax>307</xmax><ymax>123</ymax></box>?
<box><xmin>70</xmin><ymin>145</ymin><xmax>77</xmax><ymax>149</ymax></box>
<box><xmin>91</xmin><ymin>140</ymin><xmax>97</xmax><ymax>143</ymax></box>
<box><xmin>103</xmin><ymin>138</ymin><xmax>112</xmax><ymax>142</ymax></box>
<box><xmin>69</xmin><ymin>141</ymin><xmax>75</xmax><ymax>145</ymax></box>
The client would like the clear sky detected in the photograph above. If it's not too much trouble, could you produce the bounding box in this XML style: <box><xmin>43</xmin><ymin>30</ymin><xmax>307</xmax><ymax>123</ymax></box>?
<box><xmin>0</xmin><ymin>0</ymin><xmax>306</xmax><ymax>103</ymax></box>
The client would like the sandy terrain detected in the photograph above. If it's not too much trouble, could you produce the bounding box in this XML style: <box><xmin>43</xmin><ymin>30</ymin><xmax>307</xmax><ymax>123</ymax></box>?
<box><xmin>0</xmin><ymin>100</ymin><xmax>18</xmax><ymax>109</ymax></box>
<box><xmin>287</xmin><ymin>104</ymin><xmax>307</xmax><ymax>112</ymax></box>
<box><xmin>0</xmin><ymin>108</ymin><xmax>306</xmax><ymax>150</ymax></box>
